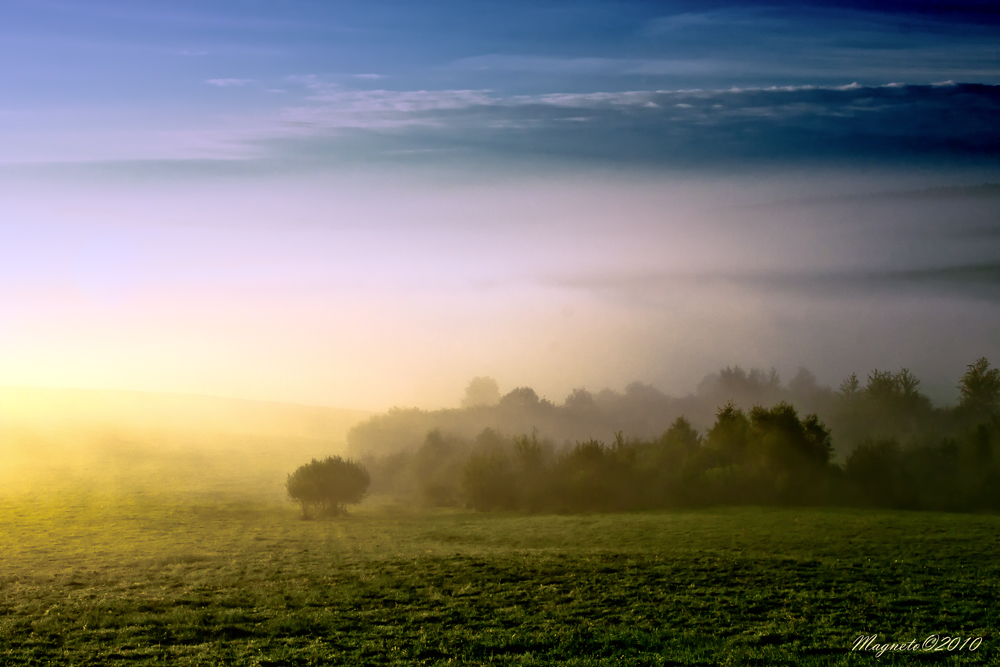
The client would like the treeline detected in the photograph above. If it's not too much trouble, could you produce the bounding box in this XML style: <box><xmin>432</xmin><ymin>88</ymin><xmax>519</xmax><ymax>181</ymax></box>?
<box><xmin>350</xmin><ymin>370</ymin><xmax>797</xmax><ymax>458</ymax></box>
<box><xmin>358</xmin><ymin>359</ymin><xmax>1000</xmax><ymax>513</ymax></box>
<box><xmin>349</xmin><ymin>361</ymin><xmax>985</xmax><ymax>460</ymax></box>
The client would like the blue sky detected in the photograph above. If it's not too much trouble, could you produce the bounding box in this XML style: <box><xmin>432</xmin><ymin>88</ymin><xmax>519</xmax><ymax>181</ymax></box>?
<box><xmin>4</xmin><ymin>0</ymin><xmax>999</xmax><ymax>165</ymax></box>
<box><xmin>1</xmin><ymin>1</ymin><xmax>999</xmax><ymax>408</ymax></box>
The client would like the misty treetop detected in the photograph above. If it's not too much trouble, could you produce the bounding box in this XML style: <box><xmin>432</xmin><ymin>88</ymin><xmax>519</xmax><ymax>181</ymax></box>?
<box><xmin>347</xmin><ymin>360</ymin><xmax>989</xmax><ymax>460</ymax></box>
<box><xmin>355</xmin><ymin>358</ymin><xmax>1000</xmax><ymax>514</ymax></box>
<box><xmin>348</xmin><ymin>367</ymin><xmax>817</xmax><ymax>459</ymax></box>
<box><xmin>461</xmin><ymin>376</ymin><xmax>501</xmax><ymax>408</ymax></box>
<box><xmin>957</xmin><ymin>357</ymin><xmax>1000</xmax><ymax>422</ymax></box>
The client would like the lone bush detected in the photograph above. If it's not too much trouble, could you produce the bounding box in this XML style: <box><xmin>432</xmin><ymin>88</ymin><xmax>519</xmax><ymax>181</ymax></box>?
<box><xmin>286</xmin><ymin>456</ymin><xmax>370</xmax><ymax>518</ymax></box>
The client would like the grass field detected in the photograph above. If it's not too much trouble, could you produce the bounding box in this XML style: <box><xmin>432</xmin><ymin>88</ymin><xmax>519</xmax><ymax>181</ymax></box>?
<box><xmin>1</xmin><ymin>487</ymin><xmax>996</xmax><ymax>666</ymax></box>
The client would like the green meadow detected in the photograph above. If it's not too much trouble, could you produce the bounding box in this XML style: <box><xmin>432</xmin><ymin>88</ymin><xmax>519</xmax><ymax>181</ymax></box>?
<box><xmin>1</xmin><ymin>388</ymin><xmax>996</xmax><ymax>665</ymax></box>
<box><xmin>1</xmin><ymin>492</ymin><xmax>996</xmax><ymax>666</ymax></box>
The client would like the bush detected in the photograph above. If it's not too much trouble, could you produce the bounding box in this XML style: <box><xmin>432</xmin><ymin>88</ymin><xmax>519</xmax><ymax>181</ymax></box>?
<box><xmin>286</xmin><ymin>456</ymin><xmax>370</xmax><ymax>518</ymax></box>
<box><xmin>463</xmin><ymin>451</ymin><xmax>518</xmax><ymax>511</ymax></box>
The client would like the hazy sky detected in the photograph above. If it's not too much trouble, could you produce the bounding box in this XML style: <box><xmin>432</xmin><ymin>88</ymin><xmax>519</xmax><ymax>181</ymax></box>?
<box><xmin>2</xmin><ymin>0</ymin><xmax>999</xmax><ymax>409</ymax></box>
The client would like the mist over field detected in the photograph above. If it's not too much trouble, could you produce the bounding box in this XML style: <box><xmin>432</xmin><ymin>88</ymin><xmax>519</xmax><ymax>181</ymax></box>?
<box><xmin>0</xmin><ymin>387</ymin><xmax>365</xmax><ymax>502</ymax></box>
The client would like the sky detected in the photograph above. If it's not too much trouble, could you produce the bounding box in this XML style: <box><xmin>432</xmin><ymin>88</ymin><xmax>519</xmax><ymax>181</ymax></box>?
<box><xmin>1</xmin><ymin>0</ymin><xmax>999</xmax><ymax>409</ymax></box>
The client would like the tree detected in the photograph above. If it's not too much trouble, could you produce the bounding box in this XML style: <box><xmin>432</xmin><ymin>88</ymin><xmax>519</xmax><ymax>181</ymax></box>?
<box><xmin>749</xmin><ymin>402</ymin><xmax>832</xmax><ymax>470</ymax></box>
<box><xmin>462</xmin><ymin>450</ymin><xmax>518</xmax><ymax>511</ymax></box>
<box><xmin>958</xmin><ymin>357</ymin><xmax>1000</xmax><ymax>421</ymax></box>
<box><xmin>414</xmin><ymin>430</ymin><xmax>463</xmax><ymax>507</ymax></box>
<box><xmin>862</xmin><ymin>368</ymin><xmax>930</xmax><ymax>411</ymax></box>
<box><xmin>461</xmin><ymin>376</ymin><xmax>501</xmax><ymax>408</ymax></box>
<box><xmin>499</xmin><ymin>386</ymin><xmax>540</xmax><ymax>408</ymax></box>
<box><xmin>286</xmin><ymin>456</ymin><xmax>370</xmax><ymax>519</ymax></box>
<box><xmin>838</xmin><ymin>373</ymin><xmax>861</xmax><ymax>399</ymax></box>
<box><xmin>564</xmin><ymin>388</ymin><xmax>596</xmax><ymax>412</ymax></box>
<box><xmin>663</xmin><ymin>416</ymin><xmax>701</xmax><ymax>451</ymax></box>
<box><xmin>705</xmin><ymin>402</ymin><xmax>751</xmax><ymax>465</ymax></box>
<box><xmin>645</xmin><ymin>417</ymin><xmax>702</xmax><ymax>503</ymax></box>
<box><xmin>715</xmin><ymin>365</ymin><xmax>782</xmax><ymax>406</ymax></box>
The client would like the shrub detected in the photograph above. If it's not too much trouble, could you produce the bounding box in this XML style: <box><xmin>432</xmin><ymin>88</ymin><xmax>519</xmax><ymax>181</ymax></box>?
<box><xmin>286</xmin><ymin>456</ymin><xmax>370</xmax><ymax>518</ymax></box>
<box><xmin>463</xmin><ymin>451</ymin><xmax>518</xmax><ymax>511</ymax></box>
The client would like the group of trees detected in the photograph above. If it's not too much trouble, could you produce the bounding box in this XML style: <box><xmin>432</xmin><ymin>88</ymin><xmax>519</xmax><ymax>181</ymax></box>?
<box><xmin>461</xmin><ymin>401</ymin><xmax>837</xmax><ymax>512</ymax></box>
<box><xmin>345</xmin><ymin>366</ymin><xmax>837</xmax><ymax>461</ymax></box>
<box><xmin>840</xmin><ymin>358</ymin><xmax>1000</xmax><ymax>510</ymax></box>
<box><xmin>358</xmin><ymin>358</ymin><xmax>1000</xmax><ymax>513</ymax></box>
<box><xmin>289</xmin><ymin>358</ymin><xmax>1000</xmax><ymax>516</ymax></box>
<box><xmin>362</xmin><ymin>401</ymin><xmax>838</xmax><ymax>513</ymax></box>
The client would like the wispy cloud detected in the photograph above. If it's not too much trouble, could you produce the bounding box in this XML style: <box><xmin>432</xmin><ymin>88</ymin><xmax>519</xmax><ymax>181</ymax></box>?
<box><xmin>273</xmin><ymin>85</ymin><xmax>502</xmax><ymax>130</ymax></box>
<box><xmin>206</xmin><ymin>78</ymin><xmax>255</xmax><ymax>87</ymax></box>
<box><xmin>254</xmin><ymin>82</ymin><xmax>1000</xmax><ymax>166</ymax></box>
<box><xmin>304</xmin><ymin>87</ymin><xmax>496</xmax><ymax>111</ymax></box>
<box><xmin>451</xmin><ymin>55</ymin><xmax>734</xmax><ymax>77</ymax></box>
<box><xmin>8</xmin><ymin>82</ymin><xmax>999</xmax><ymax>167</ymax></box>
<box><xmin>451</xmin><ymin>49</ymin><xmax>999</xmax><ymax>85</ymax></box>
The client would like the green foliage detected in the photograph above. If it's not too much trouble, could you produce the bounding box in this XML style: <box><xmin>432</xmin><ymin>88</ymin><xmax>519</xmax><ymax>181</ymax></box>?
<box><xmin>413</xmin><ymin>429</ymin><xmax>464</xmax><ymax>507</ymax></box>
<box><xmin>513</xmin><ymin>432</ymin><xmax>544</xmax><ymax>471</ymax></box>
<box><xmin>705</xmin><ymin>402</ymin><xmax>752</xmax><ymax>465</ymax></box>
<box><xmin>749</xmin><ymin>402</ymin><xmax>832</xmax><ymax>470</ymax></box>
<box><xmin>462</xmin><ymin>450</ymin><xmax>518</xmax><ymax>511</ymax></box>
<box><xmin>845</xmin><ymin>439</ymin><xmax>903</xmax><ymax>507</ymax></box>
<box><xmin>456</xmin><ymin>403</ymin><xmax>837</xmax><ymax>512</ymax></box>
<box><xmin>697</xmin><ymin>402</ymin><xmax>834</xmax><ymax>505</ymax></box>
<box><xmin>830</xmin><ymin>366</ymin><xmax>937</xmax><ymax>454</ymax></box>
<box><xmin>660</xmin><ymin>415</ymin><xmax>701</xmax><ymax>453</ymax></box>
<box><xmin>548</xmin><ymin>437</ymin><xmax>641</xmax><ymax>512</ymax></box>
<box><xmin>844</xmin><ymin>427</ymin><xmax>1000</xmax><ymax>511</ymax></box>
<box><xmin>958</xmin><ymin>357</ymin><xmax>1000</xmax><ymax>421</ymax></box>
<box><xmin>286</xmin><ymin>456</ymin><xmax>370</xmax><ymax>518</ymax></box>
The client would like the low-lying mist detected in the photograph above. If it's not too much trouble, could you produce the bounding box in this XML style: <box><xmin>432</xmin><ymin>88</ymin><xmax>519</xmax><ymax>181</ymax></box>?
<box><xmin>3</xmin><ymin>352</ymin><xmax>997</xmax><ymax>515</ymax></box>
<box><xmin>0</xmin><ymin>387</ymin><xmax>368</xmax><ymax>503</ymax></box>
